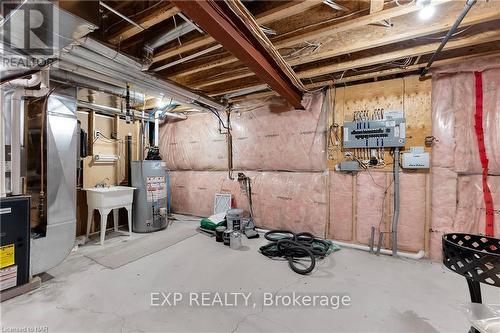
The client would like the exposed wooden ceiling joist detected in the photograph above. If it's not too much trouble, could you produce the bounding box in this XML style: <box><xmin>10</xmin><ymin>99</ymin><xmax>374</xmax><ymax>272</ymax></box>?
<box><xmin>226</xmin><ymin>49</ymin><xmax>500</xmax><ymax>103</ymax></box>
<box><xmin>108</xmin><ymin>3</ymin><xmax>180</xmax><ymax>44</ymax></box>
<box><xmin>167</xmin><ymin>0</ymin><xmax>454</xmax><ymax>79</ymax></box>
<box><xmin>189</xmin><ymin>4</ymin><xmax>500</xmax><ymax>89</ymax></box>
<box><xmin>151</xmin><ymin>0</ymin><xmax>323</xmax><ymax>64</ymax></box>
<box><xmin>370</xmin><ymin>0</ymin><xmax>385</xmax><ymax>14</ymax></box>
<box><xmin>206</xmin><ymin>29</ymin><xmax>500</xmax><ymax>96</ymax></box>
<box><xmin>172</xmin><ymin>0</ymin><xmax>304</xmax><ymax>108</ymax></box>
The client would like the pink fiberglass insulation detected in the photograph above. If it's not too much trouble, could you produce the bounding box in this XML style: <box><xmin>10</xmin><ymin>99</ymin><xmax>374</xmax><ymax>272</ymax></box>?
<box><xmin>231</xmin><ymin>92</ymin><xmax>326</xmax><ymax>171</ymax></box>
<box><xmin>169</xmin><ymin>170</ymin><xmax>327</xmax><ymax>236</ymax></box>
<box><xmin>483</xmin><ymin>69</ymin><xmax>500</xmax><ymax>174</ymax></box>
<box><xmin>159</xmin><ymin>92</ymin><xmax>326</xmax><ymax>172</ymax></box>
<box><xmin>353</xmin><ymin>172</ymin><xmax>426</xmax><ymax>252</ymax></box>
<box><xmin>429</xmin><ymin>66</ymin><xmax>500</xmax><ymax>259</ymax></box>
<box><xmin>432</xmin><ymin>68</ymin><xmax>500</xmax><ymax>174</ymax></box>
<box><xmin>455</xmin><ymin>175</ymin><xmax>500</xmax><ymax>238</ymax></box>
<box><xmin>328</xmin><ymin>171</ymin><xmax>353</xmax><ymax>241</ymax></box>
<box><xmin>429</xmin><ymin>167</ymin><xmax>458</xmax><ymax>260</ymax></box>
<box><xmin>398</xmin><ymin>173</ymin><xmax>426</xmax><ymax>252</ymax></box>
<box><xmin>431</xmin><ymin>74</ymin><xmax>457</xmax><ymax>169</ymax></box>
<box><xmin>356</xmin><ymin>172</ymin><xmax>387</xmax><ymax>246</ymax></box>
<box><xmin>159</xmin><ymin>114</ymin><xmax>227</xmax><ymax>170</ymax></box>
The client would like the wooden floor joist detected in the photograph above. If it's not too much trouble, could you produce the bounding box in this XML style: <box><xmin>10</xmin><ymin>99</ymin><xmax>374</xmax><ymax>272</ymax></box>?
<box><xmin>167</xmin><ymin>0</ymin><xmax>455</xmax><ymax>79</ymax></box>
<box><xmin>189</xmin><ymin>4</ymin><xmax>500</xmax><ymax>90</ymax></box>
<box><xmin>152</xmin><ymin>0</ymin><xmax>323</xmax><ymax>64</ymax></box>
<box><xmin>226</xmin><ymin>49</ymin><xmax>500</xmax><ymax>102</ymax></box>
<box><xmin>108</xmin><ymin>3</ymin><xmax>180</xmax><ymax>44</ymax></box>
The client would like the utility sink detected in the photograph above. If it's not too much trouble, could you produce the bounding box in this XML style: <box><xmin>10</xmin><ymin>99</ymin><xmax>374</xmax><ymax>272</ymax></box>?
<box><xmin>85</xmin><ymin>186</ymin><xmax>136</xmax><ymax>209</ymax></box>
<box><xmin>84</xmin><ymin>186</ymin><xmax>137</xmax><ymax>245</ymax></box>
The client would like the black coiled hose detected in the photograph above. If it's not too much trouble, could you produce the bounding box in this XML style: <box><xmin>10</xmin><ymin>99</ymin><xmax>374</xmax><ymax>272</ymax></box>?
<box><xmin>260</xmin><ymin>230</ymin><xmax>332</xmax><ymax>275</ymax></box>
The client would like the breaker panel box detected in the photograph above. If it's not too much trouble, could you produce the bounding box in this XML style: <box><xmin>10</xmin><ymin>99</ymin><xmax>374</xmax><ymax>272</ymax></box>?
<box><xmin>342</xmin><ymin>118</ymin><xmax>406</xmax><ymax>148</ymax></box>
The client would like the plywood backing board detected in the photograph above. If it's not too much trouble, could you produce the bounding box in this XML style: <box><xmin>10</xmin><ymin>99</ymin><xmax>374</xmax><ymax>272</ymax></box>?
<box><xmin>78</xmin><ymin>112</ymin><xmax>141</xmax><ymax>189</ymax></box>
<box><xmin>327</xmin><ymin>75</ymin><xmax>432</xmax><ymax>171</ymax></box>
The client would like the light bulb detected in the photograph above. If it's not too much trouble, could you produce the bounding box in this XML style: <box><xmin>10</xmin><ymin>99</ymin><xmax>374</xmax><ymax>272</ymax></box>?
<box><xmin>419</xmin><ymin>5</ymin><xmax>435</xmax><ymax>20</ymax></box>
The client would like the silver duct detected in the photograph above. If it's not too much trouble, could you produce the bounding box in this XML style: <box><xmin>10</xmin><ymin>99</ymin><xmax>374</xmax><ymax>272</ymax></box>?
<box><xmin>51</xmin><ymin>70</ymin><xmax>145</xmax><ymax>105</ymax></box>
<box><xmin>61</xmin><ymin>38</ymin><xmax>225</xmax><ymax>112</ymax></box>
<box><xmin>30</xmin><ymin>86</ymin><xmax>78</xmax><ymax>275</ymax></box>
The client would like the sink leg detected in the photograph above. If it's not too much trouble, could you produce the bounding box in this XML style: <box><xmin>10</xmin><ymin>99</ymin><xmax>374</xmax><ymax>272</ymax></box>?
<box><xmin>126</xmin><ymin>205</ymin><xmax>132</xmax><ymax>238</ymax></box>
<box><xmin>86</xmin><ymin>208</ymin><xmax>94</xmax><ymax>243</ymax></box>
<box><xmin>99</xmin><ymin>208</ymin><xmax>111</xmax><ymax>245</ymax></box>
<box><xmin>113</xmin><ymin>208</ymin><xmax>119</xmax><ymax>231</ymax></box>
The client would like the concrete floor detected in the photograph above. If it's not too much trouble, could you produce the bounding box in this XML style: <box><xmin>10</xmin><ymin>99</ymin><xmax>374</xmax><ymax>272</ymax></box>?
<box><xmin>2</xmin><ymin>218</ymin><xmax>499</xmax><ymax>333</ymax></box>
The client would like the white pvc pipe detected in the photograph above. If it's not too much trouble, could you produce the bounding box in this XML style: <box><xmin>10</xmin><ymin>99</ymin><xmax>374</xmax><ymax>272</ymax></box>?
<box><xmin>332</xmin><ymin>240</ymin><xmax>426</xmax><ymax>260</ymax></box>
<box><xmin>10</xmin><ymin>88</ymin><xmax>23</xmax><ymax>195</ymax></box>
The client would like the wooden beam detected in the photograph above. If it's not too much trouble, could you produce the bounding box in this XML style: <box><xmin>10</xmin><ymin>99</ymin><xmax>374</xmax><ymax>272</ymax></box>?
<box><xmin>216</xmin><ymin>46</ymin><xmax>500</xmax><ymax>98</ymax></box>
<box><xmin>152</xmin><ymin>0</ymin><xmax>322</xmax><ymax>64</ymax></box>
<box><xmin>226</xmin><ymin>49</ymin><xmax>500</xmax><ymax>102</ymax></box>
<box><xmin>172</xmin><ymin>0</ymin><xmax>303</xmax><ymax>108</ymax></box>
<box><xmin>288</xmin><ymin>2</ymin><xmax>500</xmax><ymax>66</ymax></box>
<box><xmin>188</xmin><ymin>3</ymin><xmax>500</xmax><ymax>88</ymax></box>
<box><xmin>370</xmin><ymin>0</ymin><xmax>385</xmax><ymax>14</ymax></box>
<box><xmin>166</xmin><ymin>0</ymin><xmax>454</xmax><ymax>78</ymax></box>
<box><xmin>108</xmin><ymin>4</ymin><xmax>180</xmax><ymax>44</ymax></box>
<box><xmin>297</xmin><ymin>29</ymin><xmax>500</xmax><ymax>79</ymax></box>
<box><xmin>256</xmin><ymin>0</ymin><xmax>323</xmax><ymax>25</ymax></box>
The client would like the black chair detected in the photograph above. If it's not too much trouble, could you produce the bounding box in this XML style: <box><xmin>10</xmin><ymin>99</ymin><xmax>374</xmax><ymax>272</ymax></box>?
<box><xmin>442</xmin><ymin>233</ymin><xmax>500</xmax><ymax>333</ymax></box>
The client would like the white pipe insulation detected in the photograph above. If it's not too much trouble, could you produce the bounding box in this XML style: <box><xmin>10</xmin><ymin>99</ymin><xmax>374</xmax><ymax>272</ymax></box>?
<box><xmin>331</xmin><ymin>240</ymin><xmax>426</xmax><ymax>260</ymax></box>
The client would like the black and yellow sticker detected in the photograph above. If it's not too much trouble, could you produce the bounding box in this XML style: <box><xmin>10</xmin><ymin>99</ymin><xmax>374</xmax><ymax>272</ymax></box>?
<box><xmin>0</xmin><ymin>244</ymin><xmax>15</xmax><ymax>268</ymax></box>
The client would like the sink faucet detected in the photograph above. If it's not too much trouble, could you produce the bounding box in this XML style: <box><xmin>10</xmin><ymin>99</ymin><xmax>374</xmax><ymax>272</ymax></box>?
<box><xmin>95</xmin><ymin>177</ymin><xmax>110</xmax><ymax>188</ymax></box>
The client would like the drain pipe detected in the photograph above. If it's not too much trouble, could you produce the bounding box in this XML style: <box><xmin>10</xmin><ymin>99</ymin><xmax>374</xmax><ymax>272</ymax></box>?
<box><xmin>420</xmin><ymin>0</ymin><xmax>477</xmax><ymax>77</ymax></box>
<box><xmin>332</xmin><ymin>240</ymin><xmax>425</xmax><ymax>260</ymax></box>
<box><xmin>391</xmin><ymin>148</ymin><xmax>400</xmax><ymax>256</ymax></box>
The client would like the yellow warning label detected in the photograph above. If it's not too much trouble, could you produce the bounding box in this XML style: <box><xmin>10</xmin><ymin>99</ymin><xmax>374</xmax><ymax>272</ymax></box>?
<box><xmin>0</xmin><ymin>244</ymin><xmax>15</xmax><ymax>269</ymax></box>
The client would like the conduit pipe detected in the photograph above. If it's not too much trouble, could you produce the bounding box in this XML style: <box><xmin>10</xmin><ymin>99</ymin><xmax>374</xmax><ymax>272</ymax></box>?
<box><xmin>332</xmin><ymin>240</ymin><xmax>426</xmax><ymax>260</ymax></box>
<box><xmin>78</xmin><ymin>100</ymin><xmax>186</xmax><ymax>121</ymax></box>
<box><xmin>67</xmin><ymin>39</ymin><xmax>224</xmax><ymax>111</ymax></box>
<box><xmin>60</xmin><ymin>50</ymin><xmax>223</xmax><ymax>112</ymax></box>
<box><xmin>391</xmin><ymin>147</ymin><xmax>401</xmax><ymax>256</ymax></box>
<box><xmin>420</xmin><ymin>0</ymin><xmax>477</xmax><ymax>76</ymax></box>
<box><xmin>51</xmin><ymin>70</ymin><xmax>145</xmax><ymax>104</ymax></box>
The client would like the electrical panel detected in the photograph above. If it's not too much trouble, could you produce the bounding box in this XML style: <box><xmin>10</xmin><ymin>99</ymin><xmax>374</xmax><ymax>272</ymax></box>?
<box><xmin>343</xmin><ymin>118</ymin><xmax>406</xmax><ymax>148</ymax></box>
<box><xmin>342</xmin><ymin>110</ymin><xmax>406</xmax><ymax>148</ymax></box>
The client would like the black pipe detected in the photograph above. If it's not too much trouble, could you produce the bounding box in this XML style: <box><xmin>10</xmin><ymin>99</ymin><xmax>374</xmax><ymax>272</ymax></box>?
<box><xmin>420</xmin><ymin>0</ymin><xmax>477</xmax><ymax>77</ymax></box>
<box><xmin>126</xmin><ymin>135</ymin><xmax>132</xmax><ymax>186</ymax></box>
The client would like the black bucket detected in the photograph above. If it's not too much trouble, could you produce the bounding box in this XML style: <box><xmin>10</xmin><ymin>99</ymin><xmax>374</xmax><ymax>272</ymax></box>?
<box><xmin>215</xmin><ymin>226</ymin><xmax>226</xmax><ymax>243</ymax></box>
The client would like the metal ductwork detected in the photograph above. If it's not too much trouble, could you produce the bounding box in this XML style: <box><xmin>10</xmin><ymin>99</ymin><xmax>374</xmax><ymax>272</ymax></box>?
<box><xmin>29</xmin><ymin>86</ymin><xmax>79</xmax><ymax>275</ymax></box>
<box><xmin>0</xmin><ymin>0</ymin><xmax>96</xmax><ymax>83</ymax></box>
<box><xmin>59</xmin><ymin>38</ymin><xmax>225</xmax><ymax>112</ymax></box>
<box><xmin>51</xmin><ymin>70</ymin><xmax>145</xmax><ymax>105</ymax></box>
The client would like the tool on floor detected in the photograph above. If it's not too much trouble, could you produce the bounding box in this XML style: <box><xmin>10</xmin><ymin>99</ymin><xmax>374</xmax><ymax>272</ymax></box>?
<box><xmin>237</xmin><ymin>173</ymin><xmax>259</xmax><ymax>239</ymax></box>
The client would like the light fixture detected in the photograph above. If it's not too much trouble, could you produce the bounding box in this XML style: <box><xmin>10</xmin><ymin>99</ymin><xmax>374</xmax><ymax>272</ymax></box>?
<box><xmin>417</xmin><ymin>0</ymin><xmax>435</xmax><ymax>20</ymax></box>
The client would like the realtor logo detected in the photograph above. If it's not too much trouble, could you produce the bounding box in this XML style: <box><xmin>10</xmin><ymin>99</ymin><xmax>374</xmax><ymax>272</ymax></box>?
<box><xmin>1</xmin><ymin>1</ymin><xmax>58</xmax><ymax>55</ymax></box>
